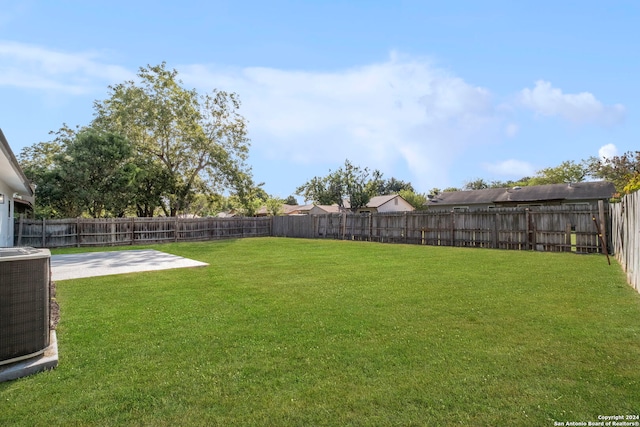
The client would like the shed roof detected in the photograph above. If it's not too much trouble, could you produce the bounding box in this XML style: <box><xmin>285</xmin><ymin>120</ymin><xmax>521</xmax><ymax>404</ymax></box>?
<box><xmin>427</xmin><ymin>182</ymin><xmax>616</xmax><ymax>206</ymax></box>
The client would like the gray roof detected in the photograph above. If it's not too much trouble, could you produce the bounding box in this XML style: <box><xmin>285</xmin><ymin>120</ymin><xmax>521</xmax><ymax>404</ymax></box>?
<box><xmin>427</xmin><ymin>182</ymin><xmax>616</xmax><ymax>206</ymax></box>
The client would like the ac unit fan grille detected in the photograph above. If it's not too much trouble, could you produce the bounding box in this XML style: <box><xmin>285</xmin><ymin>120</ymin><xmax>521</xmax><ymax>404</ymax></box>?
<box><xmin>0</xmin><ymin>257</ymin><xmax>50</xmax><ymax>363</ymax></box>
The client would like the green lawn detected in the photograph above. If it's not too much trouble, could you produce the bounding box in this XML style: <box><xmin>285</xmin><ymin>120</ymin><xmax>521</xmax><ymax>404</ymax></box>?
<box><xmin>1</xmin><ymin>238</ymin><xmax>639</xmax><ymax>426</ymax></box>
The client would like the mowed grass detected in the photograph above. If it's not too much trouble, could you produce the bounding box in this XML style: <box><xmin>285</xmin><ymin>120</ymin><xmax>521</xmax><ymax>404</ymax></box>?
<box><xmin>1</xmin><ymin>238</ymin><xmax>639</xmax><ymax>426</ymax></box>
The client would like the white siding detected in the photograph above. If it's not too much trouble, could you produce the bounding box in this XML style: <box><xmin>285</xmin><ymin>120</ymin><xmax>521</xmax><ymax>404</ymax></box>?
<box><xmin>0</xmin><ymin>181</ymin><xmax>13</xmax><ymax>247</ymax></box>
<box><xmin>376</xmin><ymin>196</ymin><xmax>414</xmax><ymax>213</ymax></box>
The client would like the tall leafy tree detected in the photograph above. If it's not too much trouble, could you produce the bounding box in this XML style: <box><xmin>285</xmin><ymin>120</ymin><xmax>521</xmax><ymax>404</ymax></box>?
<box><xmin>296</xmin><ymin>159</ymin><xmax>382</xmax><ymax>211</ymax></box>
<box><xmin>464</xmin><ymin>178</ymin><xmax>490</xmax><ymax>190</ymax></box>
<box><xmin>92</xmin><ymin>62</ymin><xmax>251</xmax><ymax>216</ymax></box>
<box><xmin>284</xmin><ymin>195</ymin><xmax>298</xmax><ymax>205</ymax></box>
<box><xmin>60</xmin><ymin>131</ymin><xmax>137</xmax><ymax>217</ymax></box>
<box><xmin>586</xmin><ymin>151</ymin><xmax>640</xmax><ymax>194</ymax></box>
<box><xmin>19</xmin><ymin>127</ymin><xmax>72</xmax><ymax>218</ymax></box>
<box><xmin>398</xmin><ymin>189</ymin><xmax>428</xmax><ymax>210</ymax></box>
<box><xmin>374</xmin><ymin>177</ymin><xmax>414</xmax><ymax>195</ymax></box>
<box><xmin>19</xmin><ymin>127</ymin><xmax>137</xmax><ymax>218</ymax></box>
<box><xmin>265</xmin><ymin>197</ymin><xmax>285</xmax><ymax>216</ymax></box>
<box><xmin>528</xmin><ymin>160</ymin><xmax>588</xmax><ymax>185</ymax></box>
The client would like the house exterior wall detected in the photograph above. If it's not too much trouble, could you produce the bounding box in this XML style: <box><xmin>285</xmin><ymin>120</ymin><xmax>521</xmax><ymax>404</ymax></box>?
<box><xmin>309</xmin><ymin>206</ymin><xmax>330</xmax><ymax>215</ymax></box>
<box><xmin>376</xmin><ymin>197</ymin><xmax>414</xmax><ymax>213</ymax></box>
<box><xmin>0</xmin><ymin>180</ymin><xmax>14</xmax><ymax>247</ymax></box>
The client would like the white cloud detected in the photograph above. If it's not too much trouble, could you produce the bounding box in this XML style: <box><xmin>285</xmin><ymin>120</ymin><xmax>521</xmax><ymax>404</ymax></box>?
<box><xmin>483</xmin><ymin>159</ymin><xmax>536</xmax><ymax>177</ymax></box>
<box><xmin>0</xmin><ymin>40</ymin><xmax>133</xmax><ymax>94</ymax></box>
<box><xmin>504</xmin><ymin>123</ymin><xmax>519</xmax><ymax>138</ymax></box>
<box><xmin>598</xmin><ymin>143</ymin><xmax>618</xmax><ymax>160</ymax></box>
<box><xmin>180</xmin><ymin>53</ymin><xmax>500</xmax><ymax>190</ymax></box>
<box><xmin>519</xmin><ymin>80</ymin><xmax>625</xmax><ymax>126</ymax></box>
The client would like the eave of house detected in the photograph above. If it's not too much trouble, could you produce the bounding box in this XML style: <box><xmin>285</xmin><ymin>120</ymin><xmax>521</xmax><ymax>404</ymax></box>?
<box><xmin>0</xmin><ymin>129</ymin><xmax>33</xmax><ymax>197</ymax></box>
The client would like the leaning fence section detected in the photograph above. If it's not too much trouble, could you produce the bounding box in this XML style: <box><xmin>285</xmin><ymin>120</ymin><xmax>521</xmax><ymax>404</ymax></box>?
<box><xmin>14</xmin><ymin>217</ymin><xmax>272</xmax><ymax>248</ymax></box>
<box><xmin>272</xmin><ymin>205</ymin><xmax>608</xmax><ymax>253</ymax></box>
<box><xmin>611</xmin><ymin>191</ymin><xmax>640</xmax><ymax>292</ymax></box>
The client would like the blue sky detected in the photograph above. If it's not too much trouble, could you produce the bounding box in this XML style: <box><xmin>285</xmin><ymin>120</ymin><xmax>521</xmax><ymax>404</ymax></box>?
<box><xmin>1</xmin><ymin>1</ymin><xmax>637</xmax><ymax>199</ymax></box>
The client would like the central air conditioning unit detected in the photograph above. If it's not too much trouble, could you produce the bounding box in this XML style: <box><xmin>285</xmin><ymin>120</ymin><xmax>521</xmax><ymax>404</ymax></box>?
<box><xmin>0</xmin><ymin>247</ymin><xmax>51</xmax><ymax>366</ymax></box>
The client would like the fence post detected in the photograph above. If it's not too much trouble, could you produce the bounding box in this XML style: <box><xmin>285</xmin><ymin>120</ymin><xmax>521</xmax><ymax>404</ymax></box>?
<box><xmin>342</xmin><ymin>212</ymin><xmax>347</xmax><ymax>240</ymax></box>
<box><xmin>131</xmin><ymin>217</ymin><xmax>135</xmax><ymax>245</ymax></box>
<box><xmin>598</xmin><ymin>200</ymin><xmax>608</xmax><ymax>254</ymax></box>
<box><xmin>450</xmin><ymin>211</ymin><xmax>455</xmax><ymax>246</ymax></box>
<box><xmin>527</xmin><ymin>209</ymin><xmax>536</xmax><ymax>250</ymax></box>
<box><xmin>17</xmin><ymin>214</ymin><xmax>24</xmax><ymax>246</ymax></box>
<box><xmin>404</xmin><ymin>212</ymin><xmax>408</xmax><ymax>244</ymax></box>
<box><xmin>41</xmin><ymin>218</ymin><xmax>46</xmax><ymax>248</ymax></box>
<box><xmin>493</xmin><ymin>212</ymin><xmax>499</xmax><ymax>249</ymax></box>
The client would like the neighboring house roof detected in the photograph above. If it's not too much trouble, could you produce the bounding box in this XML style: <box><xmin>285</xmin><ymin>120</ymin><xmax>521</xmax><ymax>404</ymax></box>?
<box><xmin>426</xmin><ymin>182</ymin><xmax>616</xmax><ymax>207</ymax></box>
<box><xmin>215</xmin><ymin>211</ymin><xmax>238</xmax><ymax>218</ymax></box>
<box><xmin>343</xmin><ymin>194</ymin><xmax>414</xmax><ymax>210</ymax></box>
<box><xmin>314</xmin><ymin>204</ymin><xmax>342</xmax><ymax>214</ymax></box>
<box><xmin>0</xmin><ymin>129</ymin><xmax>33</xmax><ymax>197</ymax></box>
<box><xmin>284</xmin><ymin>204</ymin><xmax>342</xmax><ymax>215</ymax></box>
<box><xmin>365</xmin><ymin>194</ymin><xmax>407</xmax><ymax>208</ymax></box>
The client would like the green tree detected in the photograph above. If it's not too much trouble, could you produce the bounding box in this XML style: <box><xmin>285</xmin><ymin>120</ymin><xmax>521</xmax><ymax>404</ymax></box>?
<box><xmin>586</xmin><ymin>151</ymin><xmax>640</xmax><ymax>194</ymax></box>
<box><xmin>488</xmin><ymin>178</ymin><xmax>532</xmax><ymax>188</ymax></box>
<box><xmin>129</xmin><ymin>157</ymin><xmax>173</xmax><ymax>217</ymax></box>
<box><xmin>19</xmin><ymin>129</ymin><xmax>70</xmax><ymax>218</ymax></box>
<box><xmin>284</xmin><ymin>195</ymin><xmax>298</xmax><ymax>205</ymax></box>
<box><xmin>296</xmin><ymin>159</ymin><xmax>382</xmax><ymax>211</ymax></box>
<box><xmin>229</xmin><ymin>172</ymin><xmax>267</xmax><ymax>216</ymax></box>
<box><xmin>528</xmin><ymin>160</ymin><xmax>588</xmax><ymax>186</ymax></box>
<box><xmin>265</xmin><ymin>197</ymin><xmax>285</xmax><ymax>216</ymax></box>
<box><xmin>92</xmin><ymin>62</ymin><xmax>251</xmax><ymax>216</ymax></box>
<box><xmin>398</xmin><ymin>189</ymin><xmax>428</xmax><ymax>210</ymax></box>
<box><xmin>374</xmin><ymin>177</ymin><xmax>414</xmax><ymax>195</ymax></box>
<box><xmin>19</xmin><ymin>126</ymin><xmax>136</xmax><ymax>218</ymax></box>
<box><xmin>464</xmin><ymin>178</ymin><xmax>490</xmax><ymax>190</ymax></box>
<box><xmin>59</xmin><ymin>131</ymin><xmax>137</xmax><ymax>217</ymax></box>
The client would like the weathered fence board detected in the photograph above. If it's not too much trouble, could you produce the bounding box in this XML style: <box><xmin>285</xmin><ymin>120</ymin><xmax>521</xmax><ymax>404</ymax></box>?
<box><xmin>611</xmin><ymin>191</ymin><xmax>639</xmax><ymax>292</ymax></box>
<box><xmin>272</xmin><ymin>206</ymin><xmax>606</xmax><ymax>253</ymax></box>
<box><xmin>15</xmin><ymin>217</ymin><xmax>272</xmax><ymax>248</ymax></box>
<box><xmin>15</xmin><ymin>206</ymin><xmax>610</xmax><ymax>258</ymax></box>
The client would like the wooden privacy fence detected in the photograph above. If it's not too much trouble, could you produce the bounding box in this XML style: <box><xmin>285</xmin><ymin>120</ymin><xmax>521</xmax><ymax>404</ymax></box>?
<box><xmin>273</xmin><ymin>205</ymin><xmax>609</xmax><ymax>253</ymax></box>
<box><xmin>14</xmin><ymin>205</ymin><xmax>609</xmax><ymax>254</ymax></box>
<box><xmin>15</xmin><ymin>216</ymin><xmax>272</xmax><ymax>248</ymax></box>
<box><xmin>611</xmin><ymin>191</ymin><xmax>640</xmax><ymax>292</ymax></box>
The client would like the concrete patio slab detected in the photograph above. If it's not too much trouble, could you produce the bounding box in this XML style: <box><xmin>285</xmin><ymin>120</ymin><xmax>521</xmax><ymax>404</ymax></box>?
<box><xmin>51</xmin><ymin>249</ymin><xmax>208</xmax><ymax>281</ymax></box>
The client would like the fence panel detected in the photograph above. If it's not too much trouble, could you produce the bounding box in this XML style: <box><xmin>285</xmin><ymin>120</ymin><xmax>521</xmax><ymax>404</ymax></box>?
<box><xmin>268</xmin><ymin>206</ymin><xmax>604</xmax><ymax>253</ymax></box>
<box><xmin>14</xmin><ymin>207</ymin><xmax>609</xmax><ymax>257</ymax></box>
<box><xmin>611</xmin><ymin>192</ymin><xmax>639</xmax><ymax>292</ymax></box>
<box><xmin>15</xmin><ymin>216</ymin><xmax>271</xmax><ymax>248</ymax></box>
